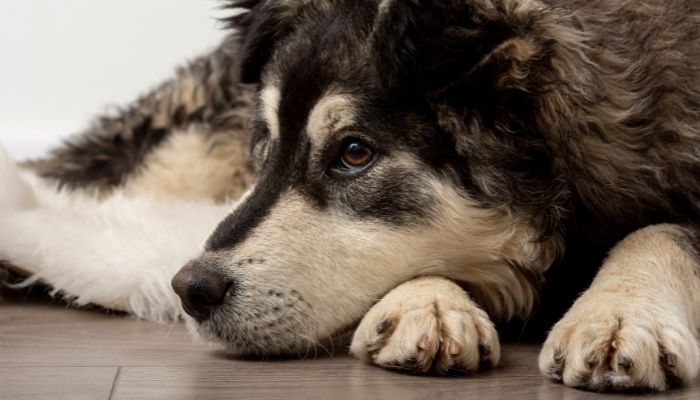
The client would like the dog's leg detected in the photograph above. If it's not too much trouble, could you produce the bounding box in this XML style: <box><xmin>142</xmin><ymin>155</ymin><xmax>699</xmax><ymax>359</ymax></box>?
<box><xmin>350</xmin><ymin>276</ymin><xmax>500</xmax><ymax>373</ymax></box>
<box><xmin>539</xmin><ymin>224</ymin><xmax>700</xmax><ymax>391</ymax></box>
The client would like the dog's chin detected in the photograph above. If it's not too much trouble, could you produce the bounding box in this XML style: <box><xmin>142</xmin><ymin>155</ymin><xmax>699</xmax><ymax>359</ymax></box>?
<box><xmin>182</xmin><ymin>308</ymin><xmax>355</xmax><ymax>358</ymax></box>
<box><xmin>181</xmin><ymin>308</ymin><xmax>325</xmax><ymax>357</ymax></box>
<box><xmin>191</xmin><ymin>324</ymin><xmax>324</xmax><ymax>357</ymax></box>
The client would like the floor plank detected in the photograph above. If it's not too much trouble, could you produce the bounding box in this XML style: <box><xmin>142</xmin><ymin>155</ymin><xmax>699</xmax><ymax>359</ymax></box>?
<box><xmin>0</xmin><ymin>367</ymin><xmax>117</xmax><ymax>400</ymax></box>
<box><xmin>2</xmin><ymin>295</ymin><xmax>700</xmax><ymax>399</ymax></box>
<box><xmin>110</xmin><ymin>355</ymin><xmax>700</xmax><ymax>400</ymax></box>
<box><xmin>0</xmin><ymin>299</ymin><xmax>215</xmax><ymax>368</ymax></box>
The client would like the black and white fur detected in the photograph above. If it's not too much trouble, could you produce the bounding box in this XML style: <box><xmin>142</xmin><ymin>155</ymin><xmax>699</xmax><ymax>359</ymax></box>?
<box><xmin>1</xmin><ymin>0</ymin><xmax>700</xmax><ymax>392</ymax></box>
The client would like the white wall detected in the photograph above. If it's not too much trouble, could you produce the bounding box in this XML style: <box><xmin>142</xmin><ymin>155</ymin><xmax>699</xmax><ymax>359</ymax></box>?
<box><xmin>0</xmin><ymin>0</ymin><xmax>228</xmax><ymax>159</ymax></box>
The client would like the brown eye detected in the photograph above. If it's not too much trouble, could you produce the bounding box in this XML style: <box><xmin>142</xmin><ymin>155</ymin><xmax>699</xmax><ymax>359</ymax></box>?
<box><xmin>339</xmin><ymin>139</ymin><xmax>375</xmax><ymax>170</ymax></box>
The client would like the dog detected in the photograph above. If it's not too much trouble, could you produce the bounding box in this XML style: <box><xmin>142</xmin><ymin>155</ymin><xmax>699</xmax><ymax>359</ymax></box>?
<box><xmin>1</xmin><ymin>0</ymin><xmax>699</xmax><ymax>392</ymax></box>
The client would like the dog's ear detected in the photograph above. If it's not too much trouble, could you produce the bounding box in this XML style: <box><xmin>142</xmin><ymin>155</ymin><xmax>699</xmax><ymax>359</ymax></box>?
<box><xmin>370</xmin><ymin>0</ymin><xmax>548</xmax><ymax>139</ymax></box>
<box><xmin>224</xmin><ymin>1</ymin><xmax>293</xmax><ymax>84</ymax></box>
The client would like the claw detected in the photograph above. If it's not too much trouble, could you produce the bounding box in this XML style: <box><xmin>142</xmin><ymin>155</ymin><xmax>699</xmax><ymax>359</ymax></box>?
<box><xmin>417</xmin><ymin>335</ymin><xmax>430</xmax><ymax>351</ymax></box>
<box><xmin>553</xmin><ymin>347</ymin><xmax>565</xmax><ymax>363</ymax></box>
<box><xmin>617</xmin><ymin>355</ymin><xmax>631</xmax><ymax>370</ymax></box>
<box><xmin>448</xmin><ymin>341</ymin><xmax>461</xmax><ymax>356</ymax></box>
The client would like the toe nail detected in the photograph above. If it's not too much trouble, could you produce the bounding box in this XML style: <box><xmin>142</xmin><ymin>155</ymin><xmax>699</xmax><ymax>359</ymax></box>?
<box><xmin>449</xmin><ymin>341</ymin><xmax>461</xmax><ymax>355</ymax></box>
<box><xmin>665</xmin><ymin>353</ymin><xmax>677</xmax><ymax>368</ymax></box>
<box><xmin>617</xmin><ymin>355</ymin><xmax>631</xmax><ymax>369</ymax></box>
<box><xmin>417</xmin><ymin>335</ymin><xmax>430</xmax><ymax>351</ymax></box>
<box><xmin>376</xmin><ymin>320</ymin><xmax>390</xmax><ymax>334</ymax></box>
<box><xmin>479</xmin><ymin>344</ymin><xmax>491</xmax><ymax>357</ymax></box>
<box><xmin>553</xmin><ymin>347</ymin><xmax>565</xmax><ymax>363</ymax></box>
<box><xmin>585</xmin><ymin>353</ymin><xmax>599</xmax><ymax>369</ymax></box>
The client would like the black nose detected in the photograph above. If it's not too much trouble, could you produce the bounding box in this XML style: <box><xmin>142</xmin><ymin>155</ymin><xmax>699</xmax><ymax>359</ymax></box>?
<box><xmin>171</xmin><ymin>260</ymin><xmax>233</xmax><ymax>322</ymax></box>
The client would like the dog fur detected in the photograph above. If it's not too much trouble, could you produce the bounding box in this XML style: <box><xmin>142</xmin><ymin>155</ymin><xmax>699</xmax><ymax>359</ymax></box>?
<box><xmin>1</xmin><ymin>0</ymin><xmax>700</xmax><ymax>392</ymax></box>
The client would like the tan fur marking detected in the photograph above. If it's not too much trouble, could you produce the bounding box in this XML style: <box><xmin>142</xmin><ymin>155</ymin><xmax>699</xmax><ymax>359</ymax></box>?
<box><xmin>305</xmin><ymin>94</ymin><xmax>356</xmax><ymax>146</ymax></box>
<box><xmin>124</xmin><ymin>127</ymin><xmax>254</xmax><ymax>202</ymax></box>
<box><xmin>260</xmin><ymin>85</ymin><xmax>281</xmax><ymax>139</ymax></box>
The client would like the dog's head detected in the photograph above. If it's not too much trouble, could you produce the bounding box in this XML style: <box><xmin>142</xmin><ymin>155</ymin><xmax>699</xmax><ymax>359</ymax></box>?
<box><xmin>173</xmin><ymin>0</ymin><xmax>575</xmax><ymax>355</ymax></box>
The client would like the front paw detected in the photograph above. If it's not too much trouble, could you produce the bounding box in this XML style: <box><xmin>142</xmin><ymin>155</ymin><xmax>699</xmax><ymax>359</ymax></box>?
<box><xmin>350</xmin><ymin>277</ymin><xmax>499</xmax><ymax>374</ymax></box>
<box><xmin>539</xmin><ymin>302</ymin><xmax>700</xmax><ymax>391</ymax></box>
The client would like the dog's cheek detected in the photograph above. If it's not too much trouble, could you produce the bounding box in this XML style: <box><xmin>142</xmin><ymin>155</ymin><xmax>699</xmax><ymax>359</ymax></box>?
<box><xmin>220</xmin><ymin>192</ymin><xmax>425</xmax><ymax>338</ymax></box>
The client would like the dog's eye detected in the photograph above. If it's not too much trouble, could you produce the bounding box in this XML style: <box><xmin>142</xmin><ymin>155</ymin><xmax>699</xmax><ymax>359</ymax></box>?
<box><xmin>339</xmin><ymin>139</ymin><xmax>375</xmax><ymax>170</ymax></box>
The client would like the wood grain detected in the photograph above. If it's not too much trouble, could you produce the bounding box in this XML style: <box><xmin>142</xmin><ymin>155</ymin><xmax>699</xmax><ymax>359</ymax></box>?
<box><xmin>0</xmin><ymin>367</ymin><xmax>117</xmax><ymax>400</ymax></box>
<box><xmin>1</xmin><ymin>294</ymin><xmax>699</xmax><ymax>399</ymax></box>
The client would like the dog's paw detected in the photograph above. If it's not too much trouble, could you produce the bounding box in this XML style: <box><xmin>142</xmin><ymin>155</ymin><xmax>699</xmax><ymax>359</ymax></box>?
<box><xmin>539</xmin><ymin>301</ymin><xmax>700</xmax><ymax>391</ymax></box>
<box><xmin>350</xmin><ymin>277</ymin><xmax>499</xmax><ymax>374</ymax></box>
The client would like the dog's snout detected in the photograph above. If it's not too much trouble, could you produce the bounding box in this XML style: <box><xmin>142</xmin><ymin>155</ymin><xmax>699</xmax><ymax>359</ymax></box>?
<box><xmin>172</xmin><ymin>261</ymin><xmax>233</xmax><ymax>322</ymax></box>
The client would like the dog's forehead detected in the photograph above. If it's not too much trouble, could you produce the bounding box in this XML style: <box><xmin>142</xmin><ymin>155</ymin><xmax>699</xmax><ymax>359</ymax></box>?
<box><xmin>306</xmin><ymin>93</ymin><xmax>356</xmax><ymax>145</ymax></box>
<box><xmin>260</xmin><ymin>83</ymin><xmax>357</xmax><ymax>145</ymax></box>
<box><xmin>252</xmin><ymin>2</ymin><xmax>377</xmax><ymax>143</ymax></box>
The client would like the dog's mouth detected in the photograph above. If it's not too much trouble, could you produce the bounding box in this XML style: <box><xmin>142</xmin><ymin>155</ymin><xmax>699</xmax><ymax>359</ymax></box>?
<box><xmin>196</xmin><ymin>320</ymin><xmax>357</xmax><ymax>359</ymax></box>
<box><xmin>180</xmin><ymin>284</ymin><xmax>333</xmax><ymax>356</ymax></box>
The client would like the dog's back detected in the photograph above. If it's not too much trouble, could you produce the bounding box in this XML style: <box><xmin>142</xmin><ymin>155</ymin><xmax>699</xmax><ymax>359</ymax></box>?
<box><xmin>531</xmin><ymin>0</ymin><xmax>700</xmax><ymax>242</ymax></box>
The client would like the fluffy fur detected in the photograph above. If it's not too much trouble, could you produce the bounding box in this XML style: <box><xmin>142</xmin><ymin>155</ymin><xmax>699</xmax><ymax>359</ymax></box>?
<box><xmin>2</xmin><ymin>0</ymin><xmax>700</xmax><ymax>393</ymax></box>
<box><xmin>0</xmin><ymin>143</ymin><xmax>231</xmax><ymax>321</ymax></box>
<box><xmin>0</xmin><ymin>145</ymin><xmax>36</xmax><ymax>211</ymax></box>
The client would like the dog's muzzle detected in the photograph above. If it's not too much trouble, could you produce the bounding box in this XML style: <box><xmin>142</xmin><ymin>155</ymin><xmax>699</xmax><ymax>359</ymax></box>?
<box><xmin>171</xmin><ymin>260</ymin><xmax>234</xmax><ymax>322</ymax></box>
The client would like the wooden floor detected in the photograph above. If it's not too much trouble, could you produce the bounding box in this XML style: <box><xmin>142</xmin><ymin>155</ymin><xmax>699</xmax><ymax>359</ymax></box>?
<box><xmin>2</xmin><ymin>292</ymin><xmax>700</xmax><ymax>400</ymax></box>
